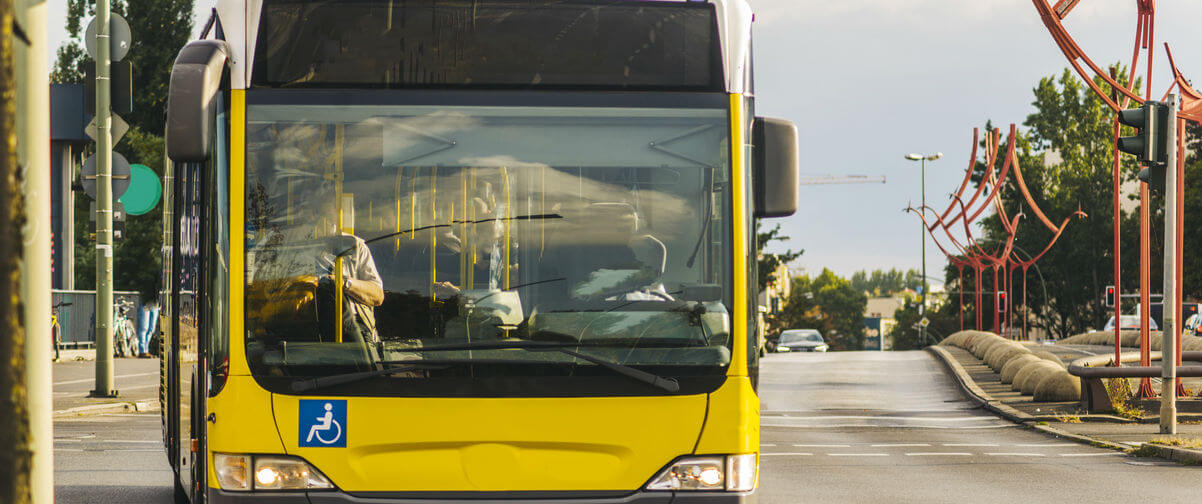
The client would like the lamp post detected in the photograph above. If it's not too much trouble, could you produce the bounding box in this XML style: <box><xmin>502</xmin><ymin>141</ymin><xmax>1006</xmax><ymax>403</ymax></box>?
<box><xmin>905</xmin><ymin>152</ymin><xmax>942</xmax><ymax>342</ymax></box>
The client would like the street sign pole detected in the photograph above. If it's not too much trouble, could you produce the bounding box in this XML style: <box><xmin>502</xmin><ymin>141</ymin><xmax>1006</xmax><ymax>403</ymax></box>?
<box><xmin>15</xmin><ymin>0</ymin><xmax>55</xmax><ymax>499</ymax></box>
<box><xmin>1160</xmin><ymin>95</ymin><xmax>1178</xmax><ymax>434</ymax></box>
<box><xmin>90</xmin><ymin>0</ymin><xmax>117</xmax><ymax>398</ymax></box>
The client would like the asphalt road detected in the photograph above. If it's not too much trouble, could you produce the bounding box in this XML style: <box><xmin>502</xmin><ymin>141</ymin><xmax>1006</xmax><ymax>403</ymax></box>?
<box><xmin>54</xmin><ymin>411</ymin><xmax>175</xmax><ymax>502</ymax></box>
<box><xmin>757</xmin><ymin>350</ymin><xmax>1202</xmax><ymax>503</ymax></box>
<box><xmin>51</xmin><ymin>350</ymin><xmax>1202</xmax><ymax>503</ymax></box>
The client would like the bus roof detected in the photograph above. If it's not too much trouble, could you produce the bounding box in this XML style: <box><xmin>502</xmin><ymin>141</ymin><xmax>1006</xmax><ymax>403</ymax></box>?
<box><xmin>213</xmin><ymin>0</ymin><xmax>752</xmax><ymax>93</ymax></box>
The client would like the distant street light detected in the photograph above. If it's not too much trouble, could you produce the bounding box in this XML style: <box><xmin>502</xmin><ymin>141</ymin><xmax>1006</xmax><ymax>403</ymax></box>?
<box><xmin>904</xmin><ymin>152</ymin><xmax>942</xmax><ymax>344</ymax></box>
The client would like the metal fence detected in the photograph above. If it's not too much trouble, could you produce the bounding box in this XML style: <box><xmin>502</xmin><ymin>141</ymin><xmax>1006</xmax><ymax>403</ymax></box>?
<box><xmin>52</xmin><ymin>290</ymin><xmax>142</xmax><ymax>348</ymax></box>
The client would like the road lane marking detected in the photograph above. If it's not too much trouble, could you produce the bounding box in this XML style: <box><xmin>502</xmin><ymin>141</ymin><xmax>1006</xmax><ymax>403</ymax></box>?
<box><xmin>793</xmin><ymin>444</ymin><xmax>850</xmax><ymax>448</ymax></box>
<box><xmin>763</xmin><ymin>423</ymin><xmax>1013</xmax><ymax>430</ymax></box>
<box><xmin>871</xmin><ymin>443</ymin><xmax>929</xmax><ymax>447</ymax></box>
<box><xmin>54</xmin><ymin>372</ymin><xmax>156</xmax><ymax>386</ymax></box>
<box><xmin>905</xmin><ymin>452</ymin><xmax>972</xmax><ymax>456</ymax></box>
<box><xmin>760</xmin><ymin>452</ymin><xmax>813</xmax><ymax>457</ymax></box>
<box><xmin>828</xmin><ymin>453</ymin><xmax>888</xmax><ymax>457</ymax></box>
<box><xmin>1059</xmin><ymin>453</ymin><xmax>1121</xmax><ymax>457</ymax></box>
<box><xmin>985</xmin><ymin>453</ymin><xmax>1046</xmax><ymax>457</ymax></box>
<box><xmin>943</xmin><ymin>443</ymin><xmax>998</xmax><ymax>447</ymax></box>
<box><xmin>760</xmin><ymin>444</ymin><xmax>776</xmax><ymax>447</ymax></box>
<box><xmin>1013</xmin><ymin>443</ymin><xmax>1077</xmax><ymax>447</ymax></box>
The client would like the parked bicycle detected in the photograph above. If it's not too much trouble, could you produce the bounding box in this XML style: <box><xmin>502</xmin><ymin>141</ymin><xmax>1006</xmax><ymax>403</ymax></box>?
<box><xmin>51</xmin><ymin>301</ymin><xmax>72</xmax><ymax>361</ymax></box>
<box><xmin>113</xmin><ymin>299</ymin><xmax>138</xmax><ymax>357</ymax></box>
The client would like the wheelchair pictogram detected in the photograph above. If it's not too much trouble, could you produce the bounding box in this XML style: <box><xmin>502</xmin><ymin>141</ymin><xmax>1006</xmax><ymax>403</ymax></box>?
<box><xmin>299</xmin><ymin>399</ymin><xmax>347</xmax><ymax>447</ymax></box>
<box><xmin>306</xmin><ymin>403</ymin><xmax>343</xmax><ymax>445</ymax></box>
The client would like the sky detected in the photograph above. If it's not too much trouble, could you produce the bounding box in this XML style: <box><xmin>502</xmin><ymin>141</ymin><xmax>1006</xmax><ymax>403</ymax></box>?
<box><xmin>44</xmin><ymin>0</ymin><xmax>1202</xmax><ymax>284</ymax></box>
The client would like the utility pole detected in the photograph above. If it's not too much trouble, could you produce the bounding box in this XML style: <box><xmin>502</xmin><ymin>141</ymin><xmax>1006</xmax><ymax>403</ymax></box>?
<box><xmin>1</xmin><ymin>0</ymin><xmax>32</xmax><ymax>501</ymax></box>
<box><xmin>1160</xmin><ymin>95</ymin><xmax>1178</xmax><ymax>435</ymax></box>
<box><xmin>15</xmin><ymin>0</ymin><xmax>52</xmax><ymax>499</ymax></box>
<box><xmin>90</xmin><ymin>0</ymin><xmax>117</xmax><ymax>398</ymax></box>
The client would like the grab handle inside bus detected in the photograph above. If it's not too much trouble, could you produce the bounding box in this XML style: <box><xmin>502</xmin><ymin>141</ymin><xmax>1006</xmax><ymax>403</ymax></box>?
<box><xmin>166</xmin><ymin>40</ymin><xmax>230</xmax><ymax>162</ymax></box>
<box><xmin>752</xmin><ymin>116</ymin><xmax>799</xmax><ymax>218</ymax></box>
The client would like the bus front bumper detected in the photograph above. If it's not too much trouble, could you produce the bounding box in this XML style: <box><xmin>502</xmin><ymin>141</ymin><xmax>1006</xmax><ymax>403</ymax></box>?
<box><xmin>211</xmin><ymin>489</ymin><xmax>756</xmax><ymax>504</ymax></box>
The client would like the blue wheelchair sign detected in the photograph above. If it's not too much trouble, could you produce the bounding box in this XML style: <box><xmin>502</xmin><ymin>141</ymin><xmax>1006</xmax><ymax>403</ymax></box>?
<box><xmin>299</xmin><ymin>400</ymin><xmax>347</xmax><ymax>447</ymax></box>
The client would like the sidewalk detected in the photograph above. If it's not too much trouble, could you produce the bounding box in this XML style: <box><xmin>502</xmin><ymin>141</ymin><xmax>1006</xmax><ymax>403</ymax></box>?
<box><xmin>928</xmin><ymin>342</ymin><xmax>1202</xmax><ymax>465</ymax></box>
<box><xmin>53</xmin><ymin>352</ymin><xmax>160</xmax><ymax>418</ymax></box>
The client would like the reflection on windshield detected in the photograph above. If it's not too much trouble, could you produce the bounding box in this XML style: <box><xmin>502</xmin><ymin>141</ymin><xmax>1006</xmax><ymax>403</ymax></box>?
<box><xmin>243</xmin><ymin>97</ymin><xmax>734</xmax><ymax>395</ymax></box>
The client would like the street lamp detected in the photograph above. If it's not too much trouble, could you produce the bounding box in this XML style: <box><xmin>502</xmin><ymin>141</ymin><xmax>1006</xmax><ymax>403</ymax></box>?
<box><xmin>905</xmin><ymin>152</ymin><xmax>942</xmax><ymax>341</ymax></box>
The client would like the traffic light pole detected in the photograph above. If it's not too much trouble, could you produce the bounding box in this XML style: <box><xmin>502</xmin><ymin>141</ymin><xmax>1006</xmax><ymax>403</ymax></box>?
<box><xmin>90</xmin><ymin>0</ymin><xmax>117</xmax><ymax>398</ymax></box>
<box><xmin>1160</xmin><ymin>95</ymin><xmax>1178</xmax><ymax>435</ymax></box>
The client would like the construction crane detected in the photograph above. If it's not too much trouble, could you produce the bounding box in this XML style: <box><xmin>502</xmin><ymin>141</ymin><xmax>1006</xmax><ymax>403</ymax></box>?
<box><xmin>799</xmin><ymin>174</ymin><xmax>886</xmax><ymax>186</ymax></box>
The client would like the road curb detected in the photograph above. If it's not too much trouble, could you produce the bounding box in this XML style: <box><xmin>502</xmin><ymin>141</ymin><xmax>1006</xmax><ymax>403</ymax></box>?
<box><xmin>925</xmin><ymin>345</ymin><xmax>1033</xmax><ymax>423</ymax></box>
<box><xmin>54</xmin><ymin>400</ymin><xmax>157</xmax><ymax>418</ymax></box>
<box><xmin>1134</xmin><ymin>443</ymin><xmax>1202</xmax><ymax>464</ymax></box>
<box><xmin>1028</xmin><ymin>423</ymin><xmax>1133</xmax><ymax>452</ymax></box>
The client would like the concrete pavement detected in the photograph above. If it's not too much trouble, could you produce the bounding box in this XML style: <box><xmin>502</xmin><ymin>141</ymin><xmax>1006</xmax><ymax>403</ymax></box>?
<box><xmin>53</xmin><ymin>353</ymin><xmax>159</xmax><ymax>417</ymax></box>
<box><xmin>928</xmin><ymin>340</ymin><xmax>1202</xmax><ymax>464</ymax></box>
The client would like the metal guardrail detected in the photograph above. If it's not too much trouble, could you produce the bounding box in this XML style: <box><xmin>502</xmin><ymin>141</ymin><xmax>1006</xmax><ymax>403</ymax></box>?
<box><xmin>1068</xmin><ymin>350</ymin><xmax>1202</xmax><ymax>411</ymax></box>
<box><xmin>52</xmin><ymin>289</ymin><xmax>141</xmax><ymax>348</ymax></box>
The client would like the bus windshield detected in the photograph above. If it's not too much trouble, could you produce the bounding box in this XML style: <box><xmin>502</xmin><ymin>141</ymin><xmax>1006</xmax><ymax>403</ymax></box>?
<box><xmin>243</xmin><ymin>91</ymin><xmax>734</xmax><ymax>397</ymax></box>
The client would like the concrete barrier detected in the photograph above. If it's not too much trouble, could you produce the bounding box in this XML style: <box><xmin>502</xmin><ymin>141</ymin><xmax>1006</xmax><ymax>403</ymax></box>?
<box><xmin>1000</xmin><ymin>354</ymin><xmax>1041</xmax><ymax>384</ymax></box>
<box><xmin>1033</xmin><ymin>370</ymin><xmax>1081</xmax><ymax>401</ymax></box>
<box><xmin>1013</xmin><ymin>360</ymin><xmax>1061</xmax><ymax>394</ymax></box>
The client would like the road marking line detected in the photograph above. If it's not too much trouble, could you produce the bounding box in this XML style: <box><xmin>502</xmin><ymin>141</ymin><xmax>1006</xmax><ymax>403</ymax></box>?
<box><xmin>54</xmin><ymin>449</ymin><xmax>84</xmax><ymax>452</ymax></box>
<box><xmin>760</xmin><ymin>444</ymin><xmax>776</xmax><ymax>447</ymax></box>
<box><xmin>985</xmin><ymin>453</ymin><xmax>1046</xmax><ymax>457</ymax></box>
<box><xmin>763</xmin><ymin>423</ymin><xmax>1014</xmax><ymax>430</ymax></box>
<box><xmin>828</xmin><ymin>453</ymin><xmax>889</xmax><ymax>457</ymax></box>
<box><xmin>871</xmin><ymin>443</ymin><xmax>930</xmax><ymax>447</ymax></box>
<box><xmin>54</xmin><ymin>372</ymin><xmax>156</xmax><ymax>386</ymax></box>
<box><xmin>1013</xmin><ymin>443</ymin><xmax>1077</xmax><ymax>447</ymax></box>
<box><xmin>793</xmin><ymin>444</ymin><xmax>850</xmax><ymax>448</ymax></box>
<box><xmin>905</xmin><ymin>452</ymin><xmax>972</xmax><ymax>456</ymax></box>
<box><xmin>760</xmin><ymin>452</ymin><xmax>813</xmax><ymax>457</ymax></box>
<box><xmin>943</xmin><ymin>443</ymin><xmax>998</xmax><ymax>447</ymax></box>
<box><xmin>1059</xmin><ymin>453</ymin><xmax>1121</xmax><ymax>457</ymax></box>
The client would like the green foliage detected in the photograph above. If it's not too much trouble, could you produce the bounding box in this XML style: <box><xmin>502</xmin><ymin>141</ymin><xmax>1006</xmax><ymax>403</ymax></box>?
<box><xmin>888</xmin><ymin>289</ymin><xmax>958</xmax><ymax>350</ymax></box>
<box><xmin>53</xmin><ymin>0</ymin><xmax>190</xmax><ymax>300</ymax></box>
<box><xmin>769</xmin><ymin>269</ymin><xmax>866</xmax><ymax>351</ymax></box>
<box><xmin>849</xmin><ymin>268</ymin><xmax>923</xmax><ymax>297</ymax></box>
<box><xmin>756</xmin><ymin>222</ymin><xmax>803</xmax><ymax>291</ymax></box>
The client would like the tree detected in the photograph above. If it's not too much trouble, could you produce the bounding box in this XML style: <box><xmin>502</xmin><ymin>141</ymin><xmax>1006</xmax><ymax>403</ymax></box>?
<box><xmin>52</xmin><ymin>0</ymin><xmax>192</xmax><ymax>299</ymax></box>
<box><xmin>965</xmin><ymin>67</ymin><xmax>1142</xmax><ymax>338</ymax></box>
<box><xmin>769</xmin><ymin>269</ymin><xmax>867</xmax><ymax>351</ymax></box>
<box><xmin>849</xmin><ymin>268</ymin><xmax>923</xmax><ymax>296</ymax></box>
<box><xmin>756</xmin><ymin>222</ymin><xmax>803</xmax><ymax>292</ymax></box>
<box><xmin>1</xmin><ymin>1</ymin><xmax>32</xmax><ymax>500</ymax></box>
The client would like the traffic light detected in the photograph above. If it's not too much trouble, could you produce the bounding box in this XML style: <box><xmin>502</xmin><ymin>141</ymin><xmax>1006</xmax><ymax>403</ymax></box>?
<box><xmin>996</xmin><ymin>291</ymin><xmax>1007</xmax><ymax>313</ymax></box>
<box><xmin>1105</xmin><ymin>285</ymin><xmax>1115</xmax><ymax>308</ymax></box>
<box><xmin>1117</xmin><ymin>101</ymin><xmax>1170</xmax><ymax>192</ymax></box>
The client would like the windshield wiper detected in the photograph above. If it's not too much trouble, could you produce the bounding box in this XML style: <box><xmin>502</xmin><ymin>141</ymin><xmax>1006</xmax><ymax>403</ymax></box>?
<box><xmin>383</xmin><ymin>340</ymin><xmax>680</xmax><ymax>392</ymax></box>
<box><xmin>289</xmin><ymin>364</ymin><xmax>445</xmax><ymax>392</ymax></box>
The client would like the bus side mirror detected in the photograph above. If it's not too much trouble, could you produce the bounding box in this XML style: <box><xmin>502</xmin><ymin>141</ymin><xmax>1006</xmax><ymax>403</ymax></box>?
<box><xmin>166</xmin><ymin>40</ymin><xmax>229</xmax><ymax>163</ymax></box>
<box><xmin>752</xmin><ymin>117</ymin><xmax>799</xmax><ymax>218</ymax></box>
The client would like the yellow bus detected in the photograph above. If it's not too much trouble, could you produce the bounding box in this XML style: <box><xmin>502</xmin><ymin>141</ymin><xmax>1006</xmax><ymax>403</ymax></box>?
<box><xmin>159</xmin><ymin>1</ymin><xmax>798</xmax><ymax>502</ymax></box>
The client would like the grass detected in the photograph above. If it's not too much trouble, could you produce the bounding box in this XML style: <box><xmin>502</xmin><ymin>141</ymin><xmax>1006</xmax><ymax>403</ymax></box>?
<box><xmin>1053</xmin><ymin>413</ymin><xmax>1082</xmax><ymax>423</ymax></box>
<box><xmin>1149</xmin><ymin>436</ymin><xmax>1202</xmax><ymax>449</ymax></box>
<box><xmin>1106</xmin><ymin>378</ymin><xmax>1147</xmax><ymax>420</ymax></box>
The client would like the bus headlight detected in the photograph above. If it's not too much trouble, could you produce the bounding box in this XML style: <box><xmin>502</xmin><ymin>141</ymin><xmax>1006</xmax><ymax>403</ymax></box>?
<box><xmin>214</xmin><ymin>453</ymin><xmax>334</xmax><ymax>491</ymax></box>
<box><xmin>253</xmin><ymin>455</ymin><xmax>334</xmax><ymax>490</ymax></box>
<box><xmin>645</xmin><ymin>454</ymin><xmax>757</xmax><ymax>492</ymax></box>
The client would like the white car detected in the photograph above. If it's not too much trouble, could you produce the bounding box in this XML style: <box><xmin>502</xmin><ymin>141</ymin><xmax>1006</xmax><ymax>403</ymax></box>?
<box><xmin>776</xmin><ymin>329</ymin><xmax>829</xmax><ymax>352</ymax></box>
<box><xmin>1102</xmin><ymin>315</ymin><xmax>1158</xmax><ymax>332</ymax></box>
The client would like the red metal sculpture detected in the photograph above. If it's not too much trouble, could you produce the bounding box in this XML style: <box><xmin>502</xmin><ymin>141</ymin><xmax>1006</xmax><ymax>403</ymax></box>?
<box><xmin>906</xmin><ymin>125</ymin><xmax>1084</xmax><ymax>341</ymax></box>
